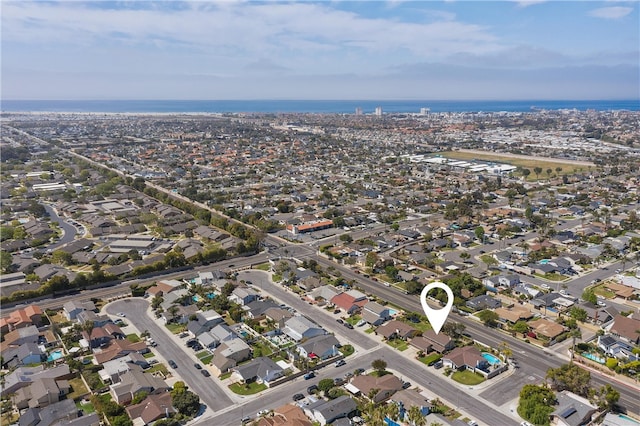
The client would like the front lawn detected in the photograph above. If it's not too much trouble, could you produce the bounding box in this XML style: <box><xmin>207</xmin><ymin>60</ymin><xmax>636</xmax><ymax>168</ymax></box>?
<box><xmin>199</xmin><ymin>354</ymin><xmax>213</xmax><ymax>365</ymax></box>
<box><xmin>418</xmin><ymin>353</ymin><xmax>442</xmax><ymax>366</ymax></box>
<box><xmin>451</xmin><ymin>370</ymin><xmax>485</xmax><ymax>385</ymax></box>
<box><xmin>365</xmin><ymin>328</ymin><xmax>375</xmax><ymax>334</ymax></box>
<box><xmin>340</xmin><ymin>345</ymin><xmax>355</xmax><ymax>357</ymax></box>
<box><xmin>387</xmin><ymin>339</ymin><xmax>409</xmax><ymax>351</ymax></box>
<box><xmin>165</xmin><ymin>323</ymin><xmax>186</xmax><ymax>334</ymax></box>
<box><xmin>254</xmin><ymin>263</ymin><xmax>271</xmax><ymax>271</ymax></box>
<box><xmin>229</xmin><ymin>382</ymin><xmax>267</xmax><ymax>395</ymax></box>
<box><xmin>345</xmin><ymin>315</ymin><xmax>361</xmax><ymax>326</ymax></box>
<box><xmin>219</xmin><ymin>372</ymin><xmax>232</xmax><ymax>380</ymax></box>
<box><xmin>126</xmin><ymin>334</ymin><xmax>141</xmax><ymax>343</ymax></box>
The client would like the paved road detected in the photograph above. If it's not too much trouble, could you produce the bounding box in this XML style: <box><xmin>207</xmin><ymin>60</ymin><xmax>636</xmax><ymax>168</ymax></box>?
<box><xmin>104</xmin><ymin>299</ymin><xmax>235</xmax><ymax>413</ymax></box>
<box><xmin>239</xmin><ymin>270</ymin><xmax>378</xmax><ymax>351</ymax></box>
<box><xmin>43</xmin><ymin>204</ymin><xmax>77</xmax><ymax>249</ymax></box>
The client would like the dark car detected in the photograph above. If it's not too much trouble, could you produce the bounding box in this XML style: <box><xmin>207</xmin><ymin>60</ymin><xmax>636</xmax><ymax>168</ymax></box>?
<box><xmin>201</xmin><ymin>370</ymin><xmax>211</xmax><ymax>377</ymax></box>
<box><xmin>402</xmin><ymin>381</ymin><xmax>411</xmax><ymax>389</ymax></box>
<box><xmin>168</xmin><ymin>360</ymin><xmax>178</xmax><ymax>368</ymax></box>
<box><xmin>355</xmin><ymin>368</ymin><xmax>365</xmax><ymax>375</ymax></box>
<box><xmin>336</xmin><ymin>319</ymin><xmax>344</xmax><ymax>324</ymax></box>
<box><xmin>304</xmin><ymin>372</ymin><xmax>315</xmax><ymax>380</ymax></box>
<box><xmin>344</xmin><ymin>323</ymin><xmax>354</xmax><ymax>329</ymax></box>
<box><xmin>293</xmin><ymin>393</ymin><xmax>305</xmax><ymax>401</ymax></box>
<box><xmin>194</xmin><ymin>363</ymin><xmax>202</xmax><ymax>370</ymax></box>
<box><xmin>307</xmin><ymin>385</ymin><xmax>318</xmax><ymax>394</ymax></box>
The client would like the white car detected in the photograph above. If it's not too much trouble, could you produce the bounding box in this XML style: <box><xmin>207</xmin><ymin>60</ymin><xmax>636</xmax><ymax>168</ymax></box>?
<box><xmin>117</xmin><ymin>312</ymin><xmax>126</xmax><ymax>317</ymax></box>
<box><xmin>521</xmin><ymin>422</ymin><xmax>533</xmax><ymax>426</ymax></box>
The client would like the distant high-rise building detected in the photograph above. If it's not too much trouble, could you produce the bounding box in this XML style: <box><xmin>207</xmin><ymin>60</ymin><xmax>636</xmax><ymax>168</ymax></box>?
<box><xmin>355</xmin><ymin>107</ymin><xmax>363</xmax><ymax>115</ymax></box>
<box><xmin>420</xmin><ymin>107</ymin><xmax>431</xmax><ymax>115</ymax></box>
<box><xmin>375</xmin><ymin>106</ymin><xmax>383</xmax><ymax>116</ymax></box>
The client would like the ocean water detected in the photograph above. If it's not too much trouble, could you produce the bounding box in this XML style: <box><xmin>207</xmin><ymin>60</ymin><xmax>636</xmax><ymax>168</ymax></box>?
<box><xmin>1</xmin><ymin>99</ymin><xmax>639</xmax><ymax>114</ymax></box>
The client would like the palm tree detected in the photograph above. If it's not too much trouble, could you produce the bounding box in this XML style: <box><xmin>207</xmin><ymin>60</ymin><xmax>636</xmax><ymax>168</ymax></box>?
<box><xmin>407</xmin><ymin>405</ymin><xmax>426</xmax><ymax>426</ymax></box>
<box><xmin>569</xmin><ymin>328</ymin><xmax>582</xmax><ymax>362</ymax></box>
<box><xmin>167</xmin><ymin>305</ymin><xmax>179</xmax><ymax>323</ymax></box>
<box><xmin>385</xmin><ymin>402</ymin><xmax>400</xmax><ymax>421</ymax></box>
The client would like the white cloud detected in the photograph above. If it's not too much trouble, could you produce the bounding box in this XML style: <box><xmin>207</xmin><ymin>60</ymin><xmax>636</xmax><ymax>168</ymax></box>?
<box><xmin>588</xmin><ymin>6</ymin><xmax>634</xmax><ymax>19</ymax></box>
<box><xmin>513</xmin><ymin>0</ymin><xmax>548</xmax><ymax>8</ymax></box>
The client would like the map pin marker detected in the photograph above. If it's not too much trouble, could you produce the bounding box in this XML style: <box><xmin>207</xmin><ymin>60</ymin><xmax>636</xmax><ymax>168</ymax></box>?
<box><xmin>420</xmin><ymin>281</ymin><xmax>454</xmax><ymax>335</ymax></box>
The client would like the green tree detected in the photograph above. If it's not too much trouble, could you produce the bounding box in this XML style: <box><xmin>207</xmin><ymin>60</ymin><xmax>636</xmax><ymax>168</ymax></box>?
<box><xmin>546</xmin><ymin>363</ymin><xmax>591</xmax><ymax>396</ymax></box>
<box><xmin>407</xmin><ymin>405</ymin><xmax>426</xmax><ymax>426</ymax></box>
<box><xmin>477</xmin><ymin>309</ymin><xmax>499</xmax><ymax>327</ymax></box>
<box><xmin>517</xmin><ymin>384</ymin><xmax>555</xmax><ymax>426</ymax></box>
<box><xmin>371</xmin><ymin>359</ymin><xmax>387</xmax><ymax>374</ymax></box>
<box><xmin>569</xmin><ymin>307</ymin><xmax>588</xmax><ymax>322</ymax></box>
<box><xmin>590</xmin><ymin>384</ymin><xmax>620</xmax><ymax>410</ymax></box>
<box><xmin>533</xmin><ymin>167</ymin><xmax>543</xmax><ymax>179</ymax></box>
<box><xmin>172</xmin><ymin>389</ymin><xmax>200</xmax><ymax>416</ymax></box>
<box><xmin>581</xmin><ymin>288</ymin><xmax>597</xmax><ymax>305</ymax></box>
<box><xmin>0</xmin><ymin>250</ymin><xmax>12</xmax><ymax>273</ymax></box>
<box><xmin>512</xmin><ymin>321</ymin><xmax>529</xmax><ymax>334</ymax></box>
<box><xmin>442</xmin><ymin>322</ymin><xmax>466</xmax><ymax>339</ymax></box>
<box><xmin>318</xmin><ymin>378</ymin><xmax>335</xmax><ymax>393</ymax></box>
<box><xmin>474</xmin><ymin>226</ymin><xmax>485</xmax><ymax>241</ymax></box>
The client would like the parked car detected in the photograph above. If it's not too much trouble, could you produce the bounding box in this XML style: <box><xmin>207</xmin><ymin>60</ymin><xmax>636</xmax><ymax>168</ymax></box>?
<box><xmin>117</xmin><ymin>312</ymin><xmax>126</xmax><ymax>317</ymax></box>
<box><xmin>344</xmin><ymin>323</ymin><xmax>354</xmax><ymax>329</ymax></box>
<box><xmin>168</xmin><ymin>360</ymin><xmax>178</xmax><ymax>369</ymax></box>
<box><xmin>355</xmin><ymin>368</ymin><xmax>365</xmax><ymax>375</ymax></box>
<box><xmin>307</xmin><ymin>385</ymin><xmax>318</xmax><ymax>394</ymax></box>
<box><xmin>241</xmin><ymin>416</ymin><xmax>251</xmax><ymax>424</ymax></box>
<box><xmin>293</xmin><ymin>393</ymin><xmax>305</xmax><ymax>401</ymax></box>
<box><xmin>304</xmin><ymin>372</ymin><xmax>315</xmax><ymax>380</ymax></box>
<box><xmin>335</xmin><ymin>359</ymin><xmax>346</xmax><ymax>367</ymax></box>
<box><xmin>402</xmin><ymin>381</ymin><xmax>411</xmax><ymax>389</ymax></box>
<box><xmin>201</xmin><ymin>370</ymin><xmax>210</xmax><ymax>377</ymax></box>
<box><xmin>433</xmin><ymin>360</ymin><xmax>443</xmax><ymax>369</ymax></box>
<box><xmin>356</xmin><ymin>320</ymin><xmax>366</xmax><ymax>327</ymax></box>
<box><xmin>194</xmin><ymin>363</ymin><xmax>202</xmax><ymax>370</ymax></box>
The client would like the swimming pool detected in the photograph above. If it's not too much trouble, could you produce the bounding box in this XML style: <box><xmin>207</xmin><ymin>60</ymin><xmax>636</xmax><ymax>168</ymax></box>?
<box><xmin>540</xmin><ymin>259</ymin><xmax>550</xmax><ymax>264</ymax></box>
<box><xmin>47</xmin><ymin>349</ymin><xmax>63</xmax><ymax>362</ymax></box>
<box><xmin>482</xmin><ymin>352</ymin><xmax>501</xmax><ymax>365</ymax></box>
<box><xmin>582</xmin><ymin>352</ymin><xmax>605</xmax><ymax>364</ymax></box>
<box><xmin>388</xmin><ymin>309</ymin><xmax>398</xmax><ymax>315</ymax></box>
<box><xmin>617</xmin><ymin>414</ymin><xmax>640</xmax><ymax>424</ymax></box>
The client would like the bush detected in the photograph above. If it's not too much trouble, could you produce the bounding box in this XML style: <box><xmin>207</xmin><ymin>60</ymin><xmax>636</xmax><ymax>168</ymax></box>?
<box><xmin>606</xmin><ymin>358</ymin><xmax>618</xmax><ymax>369</ymax></box>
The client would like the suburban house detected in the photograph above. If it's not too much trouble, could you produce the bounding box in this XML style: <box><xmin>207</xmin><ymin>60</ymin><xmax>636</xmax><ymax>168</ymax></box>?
<box><xmin>1</xmin><ymin>364</ymin><xmax>71</xmax><ymax>397</ymax></box>
<box><xmin>389</xmin><ymin>389</ymin><xmax>432</xmax><ymax>420</ymax></box>
<box><xmin>93</xmin><ymin>339</ymin><xmax>149</xmax><ymax>365</ymax></box>
<box><xmin>410</xmin><ymin>329</ymin><xmax>455</xmax><ymax>354</ymax></box>
<box><xmin>76</xmin><ymin>311</ymin><xmax>112</xmax><ymax>328</ymax></box>
<box><xmin>494</xmin><ymin>306</ymin><xmax>534</xmax><ymax>328</ymax></box>
<box><xmin>513</xmin><ymin>283</ymin><xmax>542</xmax><ymax>299</ymax></box>
<box><xmin>99</xmin><ymin>354</ymin><xmax>148</xmax><ymax>384</ymax></box>
<box><xmin>361</xmin><ymin>301</ymin><xmax>391</xmax><ymax>326</ymax></box>
<box><xmin>550</xmin><ymin>390</ymin><xmax>597</xmax><ymax>426</ymax></box>
<box><xmin>245</xmin><ymin>299</ymin><xmax>281</xmax><ymax>320</ymax></box>
<box><xmin>579</xmin><ymin>303</ymin><xmax>618</xmax><ymax>325</ymax></box>
<box><xmin>110</xmin><ymin>369</ymin><xmax>170</xmax><ymax>405</ymax></box>
<box><xmin>442</xmin><ymin>346</ymin><xmax>488</xmax><ymax>373</ymax></box>
<box><xmin>345</xmin><ymin>374</ymin><xmax>403</xmax><ymax>403</ymax></box>
<box><xmin>145</xmin><ymin>279</ymin><xmax>182</xmax><ymax>298</ymax></box>
<box><xmin>465</xmin><ymin>294</ymin><xmax>501</xmax><ymax>311</ymax></box>
<box><xmin>62</xmin><ymin>300</ymin><xmax>96</xmax><ymax>321</ymax></box>
<box><xmin>298</xmin><ymin>276</ymin><xmax>323</xmax><ymax>292</ymax></box>
<box><xmin>229</xmin><ymin>287</ymin><xmax>259</xmax><ymax>306</ymax></box>
<box><xmin>186</xmin><ymin>309</ymin><xmax>225</xmax><ymax>337</ymax></box>
<box><xmin>1</xmin><ymin>325</ymin><xmax>39</xmax><ymax>348</ymax></box>
<box><xmin>283</xmin><ymin>316</ymin><xmax>326</xmax><ymax>342</ymax></box>
<box><xmin>20</xmin><ymin>398</ymin><xmax>78</xmax><ymax>426</ymax></box>
<box><xmin>304</xmin><ymin>395</ymin><xmax>358</xmax><ymax>426</ymax></box>
<box><xmin>1</xmin><ymin>342</ymin><xmax>45</xmax><ymax>369</ymax></box>
<box><xmin>297</xmin><ymin>334</ymin><xmax>341</xmax><ymax>360</ymax></box>
<box><xmin>482</xmin><ymin>274</ymin><xmax>520</xmax><ymax>290</ymax></box>
<box><xmin>528</xmin><ymin>318</ymin><xmax>566</xmax><ymax>341</ymax></box>
<box><xmin>0</xmin><ymin>305</ymin><xmax>43</xmax><ymax>333</ymax></box>
<box><xmin>81</xmin><ymin>323</ymin><xmax>126</xmax><ymax>349</ymax></box>
<box><xmin>609</xmin><ymin>315</ymin><xmax>640</xmax><ymax>345</ymax></box>
<box><xmin>331</xmin><ymin>289</ymin><xmax>368</xmax><ymax>314</ymax></box>
<box><xmin>211</xmin><ymin>339</ymin><xmax>252</xmax><ymax>376</ymax></box>
<box><xmin>597</xmin><ymin>335</ymin><xmax>635</xmax><ymax>360</ymax></box>
<box><xmin>309</xmin><ymin>285</ymin><xmax>341</xmax><ymax>306</ymax></box>
<box><xmin>376</xmin><ymin>320</ymin><xmax>418</xmax><ymax>341</ymax></box>
<box><xmin>255</xmin><ymin>404</ymin><xmax>313</xmax><ymax>426</ymax></box>
<box><xmin>197</xmin><ymin>324</ymin><xmax>237</xmax><ymax>349</ymax></box>
<box><xmin>264</xmin><ymin>308</ymin><xmax>294</xmax><ymax>329</ymax></box>
<box><xmin>231</xmin><ymin>356</ymin><xmax>284</xmax><ymax>386</ymax></box>
<box><xmin>125</xmin><ymin>391</ymin><xmax>175</xmax><ymax>425</ymax></box>
<box><xmin>12</xmin><ymin>377</ymin><xmax>71</xmax><ymax>410</ymax></box>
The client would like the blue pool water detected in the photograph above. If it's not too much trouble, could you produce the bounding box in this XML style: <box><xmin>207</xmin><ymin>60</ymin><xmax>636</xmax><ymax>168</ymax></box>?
<box><xmin>618</xmin><ymin>414</ymin><xmax>640</xmax><ymax>424</ymax></box>
<box><xmin>47</xmin><ymin>349</ymin><xmax>63</xmax><ymax>362</ymax></box>
<box><xmin>540</xmin><ymin>259</ymin><xmax>550</xmax><ymax>264</ymax></box>
<box><xmin>582</xmin><ymin>352</ymin><xmax>605</xmax><ymax>364</ymax></box>
<box><xmin>388</xmin><ymin>309</ymin><xmax>398</xmax><ymax>315</ymax></box>
<box><xmin>482</xmin><ymin>352</ymin><xmax>501</xmax><ymax>365</ymax></box>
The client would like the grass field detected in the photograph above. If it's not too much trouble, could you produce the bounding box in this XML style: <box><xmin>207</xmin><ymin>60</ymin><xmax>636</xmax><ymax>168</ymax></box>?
<box><xmin>440</xmin><ymin>150</ymin><xmax>594</xmax><ymax>180</ymax></box>
<box><xmin>229</xmin><ymin>381</ymin><xmax>267</xmax><ymax>395</ymax></box>
<box><xmin>451</xmin><ymin>370</ymin><xmax>486</xmax><ymax>385</ymax></box>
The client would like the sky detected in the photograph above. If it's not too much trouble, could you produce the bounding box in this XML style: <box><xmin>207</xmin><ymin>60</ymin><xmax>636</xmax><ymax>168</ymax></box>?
<box><xmin>1</xmin><ymin>1</ymin><xmax>639</xmax><ymax>100</ymax></box>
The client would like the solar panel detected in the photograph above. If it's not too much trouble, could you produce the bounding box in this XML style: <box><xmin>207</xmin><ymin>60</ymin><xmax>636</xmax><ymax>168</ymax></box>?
<box><xmin>559</xmin><ymin>407</ymin><xmax>577</xmax><ymax>418</ymax></box>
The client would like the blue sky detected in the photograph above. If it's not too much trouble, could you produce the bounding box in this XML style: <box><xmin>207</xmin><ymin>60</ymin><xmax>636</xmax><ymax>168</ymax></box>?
<box><xmin>2</xmin><ymin>1</ymin><xmax>638</xmax><ymax>100</ymax></box>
